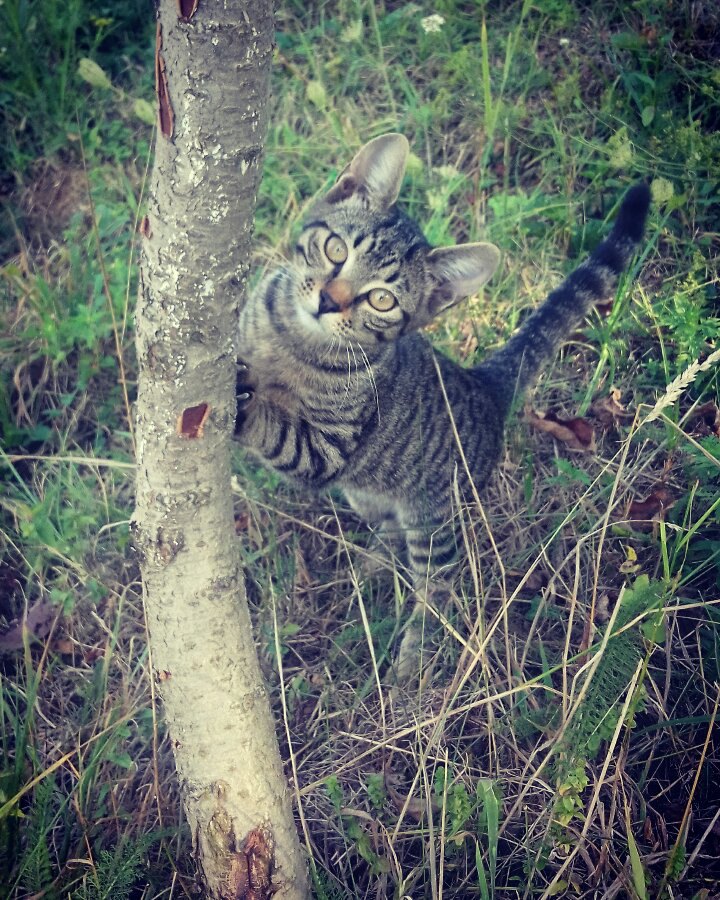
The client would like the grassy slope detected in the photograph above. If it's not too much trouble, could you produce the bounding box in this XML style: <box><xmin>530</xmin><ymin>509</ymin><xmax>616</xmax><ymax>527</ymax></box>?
<box><xmin>1</xmin><ymin>0</ymin><xmax>719</xmax><ymax>897</ymax></box>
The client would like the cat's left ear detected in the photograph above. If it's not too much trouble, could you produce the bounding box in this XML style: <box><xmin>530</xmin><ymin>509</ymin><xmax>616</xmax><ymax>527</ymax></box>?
<box><xmin>427</xmin><ymin>243</ymin><xmax>501</xmax><ymax>316</ymax></box>
<box><xmin>325</xmin><ymin>133</ymin><xmax>409</xmax><ymax>209</ymax></box>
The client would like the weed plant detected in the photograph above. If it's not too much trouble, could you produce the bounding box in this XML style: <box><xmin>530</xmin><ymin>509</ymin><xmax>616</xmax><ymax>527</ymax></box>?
<box><xmin>1</xmin><ymin>1</ymin><xmax>719</xmax><ymax>897</ymax></box>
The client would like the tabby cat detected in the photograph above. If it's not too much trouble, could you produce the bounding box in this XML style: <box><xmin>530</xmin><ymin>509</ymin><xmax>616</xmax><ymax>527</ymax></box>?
<box><xmin>235</xmin><ymin>134</ymin><xmax>649</xmax><ymax>673</ymax></box>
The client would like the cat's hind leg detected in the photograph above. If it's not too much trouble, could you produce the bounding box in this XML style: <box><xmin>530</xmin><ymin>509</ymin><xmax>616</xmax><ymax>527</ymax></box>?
<box><xmin>393</xmin><ymin>511</ymin><xmax>459</xmax><ymax>686</ymax></box>
<box><xmin>344</xmin><ymin>488</ymin><xmax>405</xmax><ymax>577</ymax></box>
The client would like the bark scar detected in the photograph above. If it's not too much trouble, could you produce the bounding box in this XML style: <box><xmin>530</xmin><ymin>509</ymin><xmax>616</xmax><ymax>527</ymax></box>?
<box><xmin>177</xmin><ymin>0</ymin><xmax>199</xmax><ymax>21</ymax></box>
<box><xmin>155</xmin><ymin>22</ymin><xmax>175</xmax><ymax>139</ymax></box>
<box><xmin>155</xmin><ymin>527</ymin><xmax>185</xmax><ymax>565</ymax></box>
<box><xmin>228</xmin><ymin>827</ymin><xmax>276</xmax><ymax>899</ymax></box>
<box><xmin>203</xmin><ymin>812</ymin><xmax>277</xmax><ymax>900</ymax></box>
<box><xmin>178</xmin><ymin>403</ymin><xmax>211</xmax><ymax>439</ymax></box>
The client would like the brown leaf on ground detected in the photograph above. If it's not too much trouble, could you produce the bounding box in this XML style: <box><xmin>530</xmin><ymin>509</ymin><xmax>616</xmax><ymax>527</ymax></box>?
<box><xmin>594</xmin><ymin>593</ymin><xmax>612</xmax><ymax>625</ymax></box>
<box><xmin>0</xmin><ymin>599</ymin><xmax>57</xmax><ymax>652</ymax></box>
<box><xmin>590</xmin><ymin>388</ymin><xmax>634</xmax><ymax>429</ymax></box>
<box><xmin>525</xmin><ymin>407</ymin><xmax>596</xmax><ymax>451</ymax></box>
<box><xmin>384</xmin><ymin>766</ymin><xmax>439</xmax><ymax>821</ymax></box>
<box><xmin>685</xmin><ymin>400</ymin><xmax>720</xmax><ymax>438</ymax></box>
<box><xmin>625</xmin><ymin>486</ymin><xmax>675</xmax><ymax>530</ymax></box>
<box><xmin>386</xmin><ymin>779</ymin><xmax>436</xmax><ymax>821</ymax></box>
<box><xmin>507</xmin><ymin>567</ymin><xmax>549</xmax><ymax>594</ymax></box>
<box><xmin>234</xmin><ymin>513</ymin><xmax>250</xmax><ymax>533</ymax></box>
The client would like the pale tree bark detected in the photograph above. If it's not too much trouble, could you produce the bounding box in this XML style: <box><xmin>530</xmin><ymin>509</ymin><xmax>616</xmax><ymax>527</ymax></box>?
<box><xmin>134</xmin><ymin>1</ymin><xmax>309</xmax><ymax>897</ymax></box>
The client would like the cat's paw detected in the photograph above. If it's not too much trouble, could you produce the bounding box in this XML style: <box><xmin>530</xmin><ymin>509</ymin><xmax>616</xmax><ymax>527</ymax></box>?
<box><xmin>236</xmin><ymin>362</ymin><xmax>254</xmax><ymax>398</ymax></box>
<box><xmin>235</xmin><ymin>362</ymin><xmax>256</xmax><ymax>432</ymax></box>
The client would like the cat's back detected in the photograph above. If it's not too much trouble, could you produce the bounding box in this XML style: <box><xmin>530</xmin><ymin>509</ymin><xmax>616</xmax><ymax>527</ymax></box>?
<box><xmin>346</xmin><ymin>336</ymin><xmax>505</xmax><ymax>495</ymax></box>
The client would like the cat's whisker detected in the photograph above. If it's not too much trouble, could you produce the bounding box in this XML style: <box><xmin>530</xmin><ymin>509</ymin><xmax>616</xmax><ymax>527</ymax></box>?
<box><xmin>340</xmin><ymin>345</ymin><xmax>353</xmax><ymax>408</ymax></box>
<box><xmin>332</xmin><ymin>334</ymin><xmax>343</xmax><ymax>370</ymax></box>
<box><xmin>355</xmin><ymin>341</ymin><xmax>380</xmax><ymax>422</ymax></box>
<box><xmin>347</xmin><ymin>339</ymin><xmax>362</xmax><ymax>399</ymax></box>
<box><xmin>319</xmin><ymin>334</ymin><xmax>339</xmax><ymax>367</ymax></box>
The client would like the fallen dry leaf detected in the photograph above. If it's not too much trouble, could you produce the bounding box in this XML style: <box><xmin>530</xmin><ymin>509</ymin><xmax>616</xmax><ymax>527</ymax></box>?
<box><xmin>685</xmin><ymin>400</ymin><xmax>720</xmax><ymax>438</ymax></box>
<box><xmin>625</xmin><ymin>486</ymin><xmax>675</xmax><ymax>530</ymax></box>
<box><xmin>0</xmin><ymin>599</ymin><xmax>57</xmax><ymax>652</ymax></box>
<box><xmin>618</xmin><ymin>544</ymin><xmax>641</xmax><ymax>575</ymax></box>
<box><xmin>590</xmin><ymin>388</ymin><xmax>634</xmax><ymax>429</ymax></box>
<box><xmin>386</xmin><ymin>779</ymin><xmax>437</xmax><ymax>821</ymax></box>
<box><xmin>234</xmin><ymin>513</ymin><xmax>250</xmax><ymax>533</ymax></box>
<box><xmin>507</xmin><ymin>567</ymin><xmax>549</xmax><ymax>594</ymax></box>
<box><xmin>525</xmin><ymin>407</ymin><xmax>596</xmax><ymax>451</ymax></box>
<box><xmin>640</xmin><ymin>24</ymin><xmax>659</xmax><ymax>45</ymax></box>
<box><xmin>594</xmin><ymin>593</ymin><xmax>612</xmax><ymax>625</ymax></box>
<box><xmin>384</xmin><ymin>766</ymin><xmax>439</xmax><ymax>821</ymax></box>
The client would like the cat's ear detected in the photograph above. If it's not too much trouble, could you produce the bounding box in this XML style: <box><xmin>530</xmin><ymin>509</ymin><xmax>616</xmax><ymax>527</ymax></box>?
<box><xmin>325</xmin><ymin>133</ymin><xmax>409</xmax><ymax>209</ymax></box>
<box><xmin>427</xmin><ymin>243</ymin><xmax>501</xmax><ymax>316</ymax></box>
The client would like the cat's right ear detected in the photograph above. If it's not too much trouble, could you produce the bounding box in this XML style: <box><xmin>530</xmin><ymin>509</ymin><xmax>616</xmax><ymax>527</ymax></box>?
<box><xmin>427</xmin><ymin>242</ymin><xmax>501</xmax><ymax>317</ymax></box>
<box><xmin>325</xmin><ymin>133</ymin><xmax>409</xmax><ymax>210</ymax></box>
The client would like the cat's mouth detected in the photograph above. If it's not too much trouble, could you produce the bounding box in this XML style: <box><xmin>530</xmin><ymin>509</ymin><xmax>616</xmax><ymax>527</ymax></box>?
<box><xmin>292</xmin><ymin>289</ymin><xmax>352</xmax><ymax>344</ymax></box>
<box><xmin>313</xmin><ymin>306</ymin><xmax>356</xmax><ymax>341</ymax></box>
<box><xmin>294</xmin><ymin>278</ymin><xmax>356</xmax><ymax>338</ymax></box>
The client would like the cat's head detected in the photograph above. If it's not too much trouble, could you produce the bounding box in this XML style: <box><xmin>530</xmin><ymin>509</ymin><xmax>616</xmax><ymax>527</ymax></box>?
<box><xmin>287</xmin><ymin>134</ymin><xmax>500</xmax><ymax>349</ymax></box>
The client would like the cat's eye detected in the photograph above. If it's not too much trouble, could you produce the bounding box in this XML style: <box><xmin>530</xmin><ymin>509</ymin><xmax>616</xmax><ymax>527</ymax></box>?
<box><xmin>367</xmin><ymin>288</ymin><xmax>397</xmax><ymax>312</ymax></box>
<box><xmin>324</xmin><ymin>234</ymin><xmax>348</xmax><ymax>264</ymax></box>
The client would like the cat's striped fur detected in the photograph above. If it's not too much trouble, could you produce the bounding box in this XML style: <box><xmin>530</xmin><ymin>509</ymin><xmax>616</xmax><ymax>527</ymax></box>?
<box><xmin>235</xmin><ymin>134</ymin><xmax>650</xmax><ymax>594</ymax></box>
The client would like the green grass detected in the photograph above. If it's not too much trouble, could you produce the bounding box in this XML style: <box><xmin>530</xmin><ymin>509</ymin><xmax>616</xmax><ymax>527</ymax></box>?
<box><xmin>1</xmin><ymin>0</ymin><xmax>720</xmax><ymax>896</ymax></box>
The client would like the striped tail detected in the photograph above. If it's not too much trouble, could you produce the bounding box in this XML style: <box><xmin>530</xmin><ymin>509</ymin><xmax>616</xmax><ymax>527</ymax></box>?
<box><xmin>477</xmin><ymin>183</ymin><xmax>651</xmax><ymax>415</ymax></box>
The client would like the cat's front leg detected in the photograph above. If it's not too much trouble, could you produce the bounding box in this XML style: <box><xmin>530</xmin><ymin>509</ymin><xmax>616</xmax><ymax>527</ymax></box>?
<box><xmin>234</xmin><ymin>378</ymin><xmax>347</xmax><ymax>487</ymax></box>
<box><xmin>233</xmin><ymin>379</ymin><xmax>291</xmax><ymax>462</ymax></box>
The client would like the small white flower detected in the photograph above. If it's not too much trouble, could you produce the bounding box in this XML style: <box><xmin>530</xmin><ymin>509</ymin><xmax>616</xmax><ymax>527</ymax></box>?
<box><xmin>340</xmin><ymin>20</ymin><xmax>363</xmax><ymax>43</ymax></box>
<box><xmin>559</xmin><ymin>37</ymin><xmax>570</xmax><ymax>46</ymax></box>
<box><xmin>434</xmin><ymin>165</ymin><xmax>459</xmax><ymax>181</ymax></box>
<box><xmin>426</xmin><ymin>189</ymin><xmax>445</xmax><ymax>212</ymax></box>
<box><xmin>421</xmin><ymin>13</ymin><xmax>445</xmax><ymax>34</ymax></box>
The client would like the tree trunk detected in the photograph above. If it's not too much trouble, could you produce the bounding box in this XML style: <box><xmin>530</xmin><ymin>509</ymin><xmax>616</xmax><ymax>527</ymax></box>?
<box><xmin>134</xmin><ymin>2</ymin><xmax>309</xmax><ymax>897</ymax></box>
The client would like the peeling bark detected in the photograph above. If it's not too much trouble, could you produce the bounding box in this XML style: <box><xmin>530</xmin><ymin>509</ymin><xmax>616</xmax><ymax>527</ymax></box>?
<box><xmin>134</xmin><ymin>1</ymin><xmax>309</xmax><ymax>897</ymax></box>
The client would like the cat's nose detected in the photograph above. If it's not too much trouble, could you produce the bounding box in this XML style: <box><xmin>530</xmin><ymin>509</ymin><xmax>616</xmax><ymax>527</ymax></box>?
<box><xmin>318</xmin><ymin>290</ymin><xmax>342</xmax><ymax>315</ymax></box>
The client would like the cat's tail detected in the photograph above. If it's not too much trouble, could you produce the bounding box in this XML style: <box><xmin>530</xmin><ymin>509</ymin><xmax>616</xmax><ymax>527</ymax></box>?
<box><xmin>476</xmin><ymin>182</ymin><xmax>651</xmax><ymax>416</ymax></box>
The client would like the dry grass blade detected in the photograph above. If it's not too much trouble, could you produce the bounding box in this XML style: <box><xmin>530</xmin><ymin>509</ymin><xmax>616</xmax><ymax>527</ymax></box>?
<box><xmin>644</xmin><ymin>347</ymin><xmax>720</xmax><ymax>423</ymax></box>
